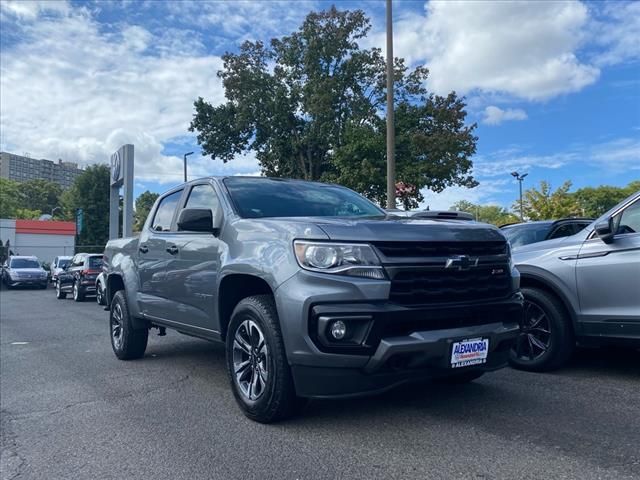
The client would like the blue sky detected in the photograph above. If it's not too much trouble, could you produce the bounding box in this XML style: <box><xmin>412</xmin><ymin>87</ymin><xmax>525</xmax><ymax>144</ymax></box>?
<box><xmin>0</xmin><ymin>0</ymin><xmax>638</xmax><ymax>210</ymax></box>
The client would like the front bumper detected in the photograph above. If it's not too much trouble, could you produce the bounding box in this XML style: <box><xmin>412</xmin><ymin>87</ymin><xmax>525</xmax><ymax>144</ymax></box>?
<box><xmin>275</xmin><ymin>271</ymin><xmax>523</xmax><ymax>398</ymax></box>
<box><xmin>7</xmin><ymin>278</ymin><xmax>47</xmax><ymax>287</ymax></box>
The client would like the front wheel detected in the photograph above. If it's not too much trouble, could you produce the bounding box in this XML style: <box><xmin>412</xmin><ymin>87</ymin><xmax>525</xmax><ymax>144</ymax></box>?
<box><xmin>509</xmin><ymin>287</ymin><xmax>574</xmax><ymax>372</ymax></box>
<box><xmin>110</xmin><ymin>291</ymin><xmax>148</xmax><ymax>360</ymax></box>
<box><xmin>96</xmin><ymin>283</ymin><xmax>105</xmax><ymax>305</ymax></box>
<box><xmin>55</xmin><ymin>281</ymin><xmax>67</xmax><ymax>299</ymax></box>
<box><xmin>226</xmin><ymin>295</ymin><xmax>306</xmax><ymax>423</ymax></box>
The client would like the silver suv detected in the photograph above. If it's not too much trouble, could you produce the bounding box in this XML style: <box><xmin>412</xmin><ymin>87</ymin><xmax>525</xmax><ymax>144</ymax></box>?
<box><xmin>511</xmin><ymin>191</ymin><xmax>640</xmax><ymax>371</ymax></box>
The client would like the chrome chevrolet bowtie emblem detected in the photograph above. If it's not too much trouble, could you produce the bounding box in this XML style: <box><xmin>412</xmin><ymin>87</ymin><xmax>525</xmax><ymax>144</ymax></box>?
<box><xmin>445</xmin><ymin>255</ymin><xmax>479</xmax><ymax>271</ymax></box>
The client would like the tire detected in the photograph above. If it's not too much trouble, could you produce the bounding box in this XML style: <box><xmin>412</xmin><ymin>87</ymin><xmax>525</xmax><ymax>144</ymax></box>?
<box><xmin>55</xmin><ymin>281</ymin><xmax>67</xmax><ymax>299</ymax></box>
<box><xmin>435</xmin><ymin>370</ymin><xmax>485</xmax><ymax>384</ymax></box>
<box><xmin>509</xmin><ymin>287</ymin><xmax>574</xmax><ymax>372</ymax></box>
<box><xmin>226</xmin><ymin>295</ymin><xmax>306</xmax><ymax>423</ymax></box>
<box><xmin>110</xmin><ymin>290</ymin><xmax>148</xmax><ymax>360</ymax></box>
<box><xmin>73</xmin><ymin>280</ymin><xmax>85</xmax><ymax>302</ymax></box>
<box><xmin>96</xmin><ymin>283</ymin><xmax>105</xmax><ymax>305</ymax></box>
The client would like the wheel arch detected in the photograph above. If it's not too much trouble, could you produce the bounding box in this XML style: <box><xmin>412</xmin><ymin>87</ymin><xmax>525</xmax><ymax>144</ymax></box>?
<box><xmin>519</xmin><ymin>272</ymin><xmax>579</xmax><ymax>333</ymax></box>
<box><xmin>218</xmin><ymin>273</ymin><xmax>274</xmax><ymax>341</ymax></box>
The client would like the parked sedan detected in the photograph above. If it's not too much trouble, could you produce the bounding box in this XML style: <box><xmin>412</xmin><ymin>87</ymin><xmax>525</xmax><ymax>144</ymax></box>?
<box><xmin>2</xmin><ymin>256</ymin><xmax>48</xmax><ymax>289</ymax></box>
<box><xmin>55</xmin><ymin>253</ymin><xmax>103</xmax><ymax>302</ymax></box>
<box><xmin>501</xmin><ymin>218</ymin><xmax>592</xmax><ymax>248</ymax></box>
<box><xmin>511</xmin><ymin>191</ymin><xmax>640</xmax><ymax>371</ymax></box>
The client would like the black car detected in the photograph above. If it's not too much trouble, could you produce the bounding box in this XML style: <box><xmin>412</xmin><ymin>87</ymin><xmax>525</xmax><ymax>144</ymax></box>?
<box><xmin>55</xmin><ymin>253</ymin><xmax>103</xmax><ymax>302</ymax></box>
<box><xmin>500</xmin><ymin>218</ymin><xmax>593</xmax><ymax>248</ymax></box>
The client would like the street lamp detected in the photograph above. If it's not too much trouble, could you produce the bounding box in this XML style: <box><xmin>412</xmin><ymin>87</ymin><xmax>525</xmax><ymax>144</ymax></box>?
<box><xmin>511</xmin><ymin>171</ymin><xmax>528</xmax><ymax>221</ymax></box>
<box><xmin>51</xmin><ymin>206</ymin><xmax>61</xmax><ymax>218</ymax></box>
<box><xmin>183</xmin><ymin>152</ymin><xmax>194</xmax><ymax>182</ymax></box>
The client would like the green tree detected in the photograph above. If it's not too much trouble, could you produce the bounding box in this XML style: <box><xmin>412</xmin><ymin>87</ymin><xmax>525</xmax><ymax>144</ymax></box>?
<box><xmin>573</xmin><ymin>180</ymin><xmax>640</xmax><ymax>217</ymax></box>
<box><xmin>62</xmin><ymin>164</ymin><xmax>110</xmax><ymax>251</ymax></box>
<box><xmin>0</xmin><ymin>178</ymin><xmax>20</xmax><ymax>218</ymax></box>
<box><xmin>190</xmin><ymin>7</ymin><xmax>478</xmax><ymax>207</ymax></box>
<box><xmin>134</xmin><ymin>191</ymin><xmax>159</xmax><ymax>231</ymax></box>
<box><xmin>451</xmin><ymin>200</ymin><xmax>519</xmax><ymax>226</ymax></box>
<box><xmin>518</xmin><ymin>180</ymin><xmax>580</xmax><ymax>220</ymax></box>
<box><xmin>18</xmin><ymin>179</ymin><xmax>62</xmax><ymax>216</ymax></box>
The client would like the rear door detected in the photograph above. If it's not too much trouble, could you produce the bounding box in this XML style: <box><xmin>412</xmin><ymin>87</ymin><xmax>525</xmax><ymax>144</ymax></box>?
<box><xmin>576</xmin><ymin>197</ymin><xmax>640</xmax><ymax>336</ymax></box>
<box><xmin>163</xmin><ymin>182</ymin><xmax>223</xmax><ymax>334</ymax></box>
<box><xmin>137</xmin><ymin>189</ymin><xmax>184</xmax><ymax>320</ymax></box>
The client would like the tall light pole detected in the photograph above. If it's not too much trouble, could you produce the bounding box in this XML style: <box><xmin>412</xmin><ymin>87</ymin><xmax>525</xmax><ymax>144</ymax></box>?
<box><xmin>511</xmin><ymin>171</ymin><xmax>528</xmax><ymax>221</ymax></box>
<box><xmin>386</xmin><ymin>0</ymin><xmax>396</xmax><ymax>209</ymax></box>
<box><xmin>183</xmin><ymin>151</ymin><xmax>194</xmax><ymax>182</ymax></box>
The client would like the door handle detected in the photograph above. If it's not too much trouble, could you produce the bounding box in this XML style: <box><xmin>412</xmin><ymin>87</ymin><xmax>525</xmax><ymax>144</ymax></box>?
<box><xmin>166</xmin><ymin>245</ymin><xmax>179</xmax><ymax>255</ymax></box>
<box><xmin>139</xmin><ymin>245</ymin><xmax>149</xmax><ymax>254</ymax></box>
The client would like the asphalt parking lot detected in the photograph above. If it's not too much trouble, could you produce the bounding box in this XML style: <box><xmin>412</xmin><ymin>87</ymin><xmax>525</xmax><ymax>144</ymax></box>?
<box><xmin>1</xmin><ymin>287</ymin><xmax>639</xmax><ymax>480</ymax></box>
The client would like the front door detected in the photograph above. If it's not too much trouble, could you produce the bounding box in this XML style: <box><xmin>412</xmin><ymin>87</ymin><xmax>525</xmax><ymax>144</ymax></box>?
<box><xmin>576</xmin><ymin>197</ymin><xmax>640</xmax><ymax>337</ymax></box>
<box><xmin>164</xmin><ymin>182</ymin><xmax>223</xmax><ymax>334</ymax></box>
<box><xmin>137</xmin><ymin>189</ymin><xmax>184</xmax><ymax>320</ymax></box>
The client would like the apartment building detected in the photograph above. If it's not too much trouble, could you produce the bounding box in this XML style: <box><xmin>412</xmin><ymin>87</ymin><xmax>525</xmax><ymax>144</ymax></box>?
<box><xmin>0</xmin><ymin>151</ymin><xmax>83</xmax><ymax>189</ymax></box>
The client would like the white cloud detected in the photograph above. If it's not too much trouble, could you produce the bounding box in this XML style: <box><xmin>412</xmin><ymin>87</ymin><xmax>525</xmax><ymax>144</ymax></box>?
<box><xmin>372</xmin><ymin>0</ymin><xmax>600</xmax><ymax>101</ymax></box>
<box><xmin>0</xmin><ymin>7</ymin><xmax>263</xmax><ymax>184</ymax></box>
<box><xmin>588</xmin><ymin>138</ymin><xmax>640</xmax><ymax>171</ymax></box>
<box><xmin>590</xmin><ymin>1</ymin><xmax>640</xmax><ymax>67</ymax></box>
<box><xmin>0</xmin><ymin>0</ymin><xmax>70</xmax><ymax>20</ymax></box>
<box><xmin>482</xmin><ymin>106</ymin><xmax>528</xmax><ymax>125</ymax></box>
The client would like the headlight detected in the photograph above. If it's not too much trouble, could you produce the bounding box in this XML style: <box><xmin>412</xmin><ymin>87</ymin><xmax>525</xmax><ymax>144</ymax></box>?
<box><xmin>293</xmin><ymin>241</ymin><xmax>385</xmax><ymax>280</ymax></box>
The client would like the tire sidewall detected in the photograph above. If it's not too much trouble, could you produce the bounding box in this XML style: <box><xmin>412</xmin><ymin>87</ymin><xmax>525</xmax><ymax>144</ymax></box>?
<box><xmin>226</xmin><ymin>302</ymin><xmax>278</xmax><ymax>414</ymax></box>
<box><xmin>109</xmin><ymin>291</ymin><xmax>148</xmax><ymax>360</ymax></box>
<box><xmin>509</xmin><ymin>287</ymin><xmax>572</xmax><ymax>371</ymax></box>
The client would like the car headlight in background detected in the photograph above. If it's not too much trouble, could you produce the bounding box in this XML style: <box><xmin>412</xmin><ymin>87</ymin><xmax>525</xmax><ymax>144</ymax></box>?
<box><xmin>293</xmin><ymin>241</ymin><xmax>386</xmax><ymax>280</ymax></box>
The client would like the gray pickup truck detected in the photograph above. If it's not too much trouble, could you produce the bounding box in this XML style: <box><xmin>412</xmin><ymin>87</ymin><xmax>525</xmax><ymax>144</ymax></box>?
<box><xmin>104</xmin><ymin>177</ymin><xmax>523</xmax><ymax>422</ymax></box>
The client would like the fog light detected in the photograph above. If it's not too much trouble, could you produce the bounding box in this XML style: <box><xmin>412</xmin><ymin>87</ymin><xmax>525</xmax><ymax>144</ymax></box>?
<box><xmin>330</xmin><ymin>320</ymin><xmax>347</xmax><ymax>340</ymax></box>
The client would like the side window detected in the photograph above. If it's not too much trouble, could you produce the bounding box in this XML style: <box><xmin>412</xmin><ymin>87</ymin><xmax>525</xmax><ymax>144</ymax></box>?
<box><xmin>548</xmin><ymin>224</ymin><xmax>575</xmax><ymax>240</ymax></box>
<box><xmin>613</xmin><ymin>199</ymin><xmax>640</xmax><ymax>235</ymax></box>
<box><xmin>184</xmin><ymin>184</ymin><xmax>220</xmax><ymax>213</ymax></box>
<box><xmin>151</xmin><ymin>190</ymin><xmax>183</xmax><ymax>232</ymax></box>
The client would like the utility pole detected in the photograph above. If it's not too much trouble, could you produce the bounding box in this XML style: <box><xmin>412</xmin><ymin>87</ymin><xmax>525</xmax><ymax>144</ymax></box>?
<box><xmin>386</xmin><ymin>0</ymin><xmax>396</xmax><ymax>209</ymax></box>
<box><xmin>511</xmin><ymin>171</ymin><xmax>528</xmax><ymax>221</ymax></box>
<box><xmin>183</xmin><ymin>151</ymin><xmax>194</xmax><ymax>182</ymax></box>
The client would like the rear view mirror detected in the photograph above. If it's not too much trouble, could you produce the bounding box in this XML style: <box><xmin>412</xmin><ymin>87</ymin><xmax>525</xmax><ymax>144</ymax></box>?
<box><xmin>177</xmin><ymin>208</ymin><xmax>220</xmax><ymax>234</ymax></box>
<box><xmin>594</xmin><ymin>218</ymin><xmax>615</xmax><ymax>244</ymax></box>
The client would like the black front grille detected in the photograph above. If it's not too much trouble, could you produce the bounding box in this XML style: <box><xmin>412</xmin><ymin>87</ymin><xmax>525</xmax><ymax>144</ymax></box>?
<box><xmin>374</xmin><ymin>241</ymin><xmax>507</xmax><ymax>258</ymax></box>
<box><xmin>389</xmin><ymin>267</ymin><xmax>511</xmax><ymax>305</ymax></box>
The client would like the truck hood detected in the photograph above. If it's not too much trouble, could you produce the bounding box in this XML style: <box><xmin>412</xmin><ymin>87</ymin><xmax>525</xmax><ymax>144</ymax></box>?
<box><xmin>260</xmin><ymin>216</ymin><xmax>506</xmax><ymax>243</ymax></box>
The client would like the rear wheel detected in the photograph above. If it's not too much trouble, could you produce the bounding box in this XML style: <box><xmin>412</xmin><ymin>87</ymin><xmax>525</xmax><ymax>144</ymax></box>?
<box><xmin>73</xmin><ymin>280</ymin><xmax>85</xmax><ymax>302</ymax></box>
<box><xmin>226</xmin><ymin>295</ymin><xmax>306</xmax><ymax>423</ymax></box>
<box><xmin>55</xmin><ymin>281</ymin><xmax>66</xmax><ymax>299</ymax></box>
<box><xmin>110</xmin><ymin>291</ymin><xmax>148</xmax><ymax>360</ymax></box>
<box><xmin>509</xmin><ymin>287</ymin><xmax>574</xmax><ymax>371</ymax></box>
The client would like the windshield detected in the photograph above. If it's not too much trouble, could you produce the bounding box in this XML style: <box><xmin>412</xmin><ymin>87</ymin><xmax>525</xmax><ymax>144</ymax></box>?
<box><xmin>502</xmin><ymin>223</ymin><xmax>553</xmax><ymax>248</ymax></box>
<box><xmin>10</xmin><ymin>259</ymin><xmax>40</xmax><ymax>269</ymax></box>
<box><xmin>58</xmin><ymin>259</ymin><xmax>70</xmax><ymax>268</ymax></box>
<box><xmin>88</xmin><ymin>256</ymin><xmax>103</xmax><ymax>269</ymax></box>
<box><xmin>224</xmin><ymin>177</ymin><xmax>384</xmax><ymax>219</ymax></box>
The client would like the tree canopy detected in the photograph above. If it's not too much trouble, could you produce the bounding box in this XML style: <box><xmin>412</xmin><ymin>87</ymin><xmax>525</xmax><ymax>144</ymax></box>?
<box><xmin>61</xmin><ymin>164</ymin><xmax>110</xmax><ymax>250</ymax></box>
<box><xmin>190</xmin><ymin>7</ymin><xmax>477</xmax><ymax>207</ymax></box>
<box><xmin>134</xmin><ymin>191</ymin><xmax>159</xmax><ymax>231</ymax></box>
<box><xmin>450</xmin><ymin>200</ymin><xmax>519</xmax><ymax>226</ymax></box>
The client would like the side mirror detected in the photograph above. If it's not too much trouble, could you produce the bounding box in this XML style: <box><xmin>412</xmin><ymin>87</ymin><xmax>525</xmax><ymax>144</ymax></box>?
<box><xmin>594</xmin><ymin>218</ymin><xmax>615</xmax><ymax>244</ymax></box>
<box><xmin>177</xmin><ymin>208</ymin><xmax>221</xmax><ymax>234</ymax></box>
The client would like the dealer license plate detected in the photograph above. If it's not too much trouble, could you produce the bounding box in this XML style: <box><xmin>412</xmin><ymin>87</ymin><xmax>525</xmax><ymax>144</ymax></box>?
<box><xmin>450</xmin><ymin>338</ymin><xmax>489</xmax><ymax>368</ymax></box>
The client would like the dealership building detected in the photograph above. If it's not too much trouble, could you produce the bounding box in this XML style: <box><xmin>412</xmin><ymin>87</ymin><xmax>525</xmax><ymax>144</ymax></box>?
<box><xmin>0</xmin><ymin>219</ymin><xmax>76</xmax><ymax>264</ymax></box>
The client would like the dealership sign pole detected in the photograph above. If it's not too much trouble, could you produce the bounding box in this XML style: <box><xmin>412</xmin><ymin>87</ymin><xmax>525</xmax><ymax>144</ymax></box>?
<box><xmin>109</xmin><ymin>144</ymin><xmax>134</xmax><ymax>239</ymax></box>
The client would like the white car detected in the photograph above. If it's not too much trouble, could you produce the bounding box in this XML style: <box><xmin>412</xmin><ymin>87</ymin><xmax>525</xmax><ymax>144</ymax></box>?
<box><xmin>50</xmin><ymin>255</ymin><xmax>72</xmax><ymax>284</ymax></box>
